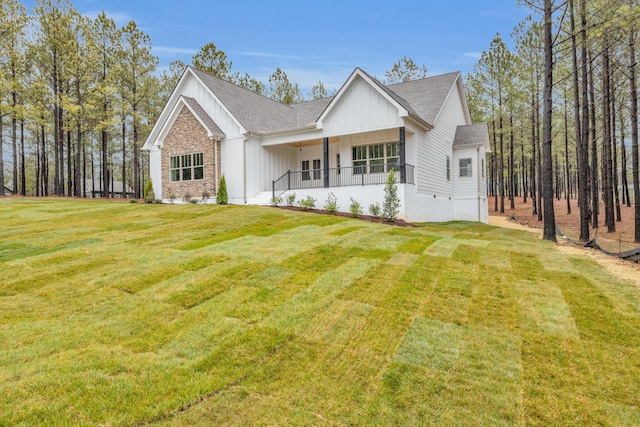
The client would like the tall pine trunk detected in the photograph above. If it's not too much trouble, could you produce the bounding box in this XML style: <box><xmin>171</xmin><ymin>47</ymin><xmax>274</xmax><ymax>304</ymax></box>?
<box><xmin>20</xmin><ymin>119</ymin><xmax>25</xmax><ymax>195</ymax></box>
<box><xmin>611</xmin><ymin>79</ymin><xmax>621</xmax><ymax>222</ymax></box>
<box><xmin>579</xmin><ymin>0</ymin><xmax>591</xmax><ymax>240</ymax></box>
<box><xmin>542</xmin><ymin>0</ymin><xmax>557</xmax><ymax>242</ymax></box>
<box><xmin>630</xmin><ymin>23</ymin><xmax>640</xmax><ymax>243</ymax></box>
<box><xmin>588</xmin><ymin>48</ymin><xmax>599</xmax><ymax>229</ymax></box>
<box><xmin>601</xmin><ymin>43</ymin><xmax>615</xmax><ymax>232</ymax></box>
<box><xmin>122</xmin><ymin>119</ymin><xmax>126</xmax><ymax>198</ymax></box>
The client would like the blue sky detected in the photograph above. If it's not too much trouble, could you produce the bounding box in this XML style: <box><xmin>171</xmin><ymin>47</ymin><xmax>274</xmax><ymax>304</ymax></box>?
<box><xmin>22</xmin><ymin>0</ymin><xmax>530</xmax><ymax>94</ymax></box>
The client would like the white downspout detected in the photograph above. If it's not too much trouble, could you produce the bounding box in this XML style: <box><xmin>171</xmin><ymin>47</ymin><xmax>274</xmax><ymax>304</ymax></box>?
<box><xmin>212</xmin><ymin>137</ymin><xmax>218</xmax><ymax>196</ymax></box>
<box><xmin>477</xmin><ymin>145</ymin><xmax>481</xmax><ymax>222</ymax></box>
<box><xmin>243</xmin><ymin>137</ymin><xmax>248</xmax><ymax>203</ymax></box>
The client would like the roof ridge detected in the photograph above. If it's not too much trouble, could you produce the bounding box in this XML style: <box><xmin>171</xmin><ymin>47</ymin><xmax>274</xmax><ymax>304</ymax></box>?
<box><xmin>385</xmin><ymin>71</ymin><xmax>461</xmax><ymax>88</ymax></box>
<box><xmin>188</xmin><ymin>65</ymin><xmax>295</xmax><ymax>110</ymax></box>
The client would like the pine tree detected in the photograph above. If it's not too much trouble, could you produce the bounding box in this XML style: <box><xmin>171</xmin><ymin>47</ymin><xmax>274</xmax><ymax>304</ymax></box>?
<box><xmin>381</xmin><ymin>168</ymin><xmax>400</xmax><ymax>222</ymax></box>
<box><xmin>216</xmin><ymin>175</ymin><xmax>228</xmax><ymax>204</ymax></box>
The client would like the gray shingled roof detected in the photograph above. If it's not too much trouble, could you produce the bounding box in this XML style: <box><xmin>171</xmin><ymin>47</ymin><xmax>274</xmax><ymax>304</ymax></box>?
<box><xmin>190</xmin><ymin>67</ymin><xmax>297</xmax><ymax>133</ymax></box>
<box><xmin>181</xmin><ymin>96</ymin><xmax>225</xmax><ymax>137</ymax></box>
<box><xmin>453</xmin><ymin>123</ymin><xmax>490</xmax><ymax>147</ymax></box>
<box><xmin>189</xmin><ymin>66</ymin><xmax>462</xmax><ymax>134</ymax></box>
<box><xmin>292</xmin><ymin>97</ymin><xmax>334</xmax><ymax>127</ymax></box>
<box><xmin>387</xmin><ymin>72</ymin><xmax>461</xmax><ymax>124</ymax></box>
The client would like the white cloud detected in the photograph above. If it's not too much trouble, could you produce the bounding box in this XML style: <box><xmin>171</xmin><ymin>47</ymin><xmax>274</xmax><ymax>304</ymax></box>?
<box><xmin>237</xmin><ymin>51</ymin><xmax>304</xmax><ymax>62</ymax></box>
<box><xmin>153</xmin><ymin>46</ymin><xmax>198</xmax><ymax>56</ymax></box>
<box><xmin>461</xmin><ymin>52</ymin><xmax>482</xmax><ymax>60</ymax></box>
<box><xmin>85</xmin><ymin>10</ymin><xmax>134</xmax><ymax>26</ymax></box>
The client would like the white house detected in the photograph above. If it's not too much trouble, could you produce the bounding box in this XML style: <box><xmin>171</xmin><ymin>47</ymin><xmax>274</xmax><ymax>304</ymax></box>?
<box><xmin>142</xmin><ymin>66</ymin><xmax>490</xmax><ymax>223</ymax></box>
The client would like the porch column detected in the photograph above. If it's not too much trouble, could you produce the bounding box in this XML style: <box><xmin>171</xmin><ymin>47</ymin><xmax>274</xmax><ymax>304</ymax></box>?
<box><xmin>399</xmin><ymin>127</ymin><xmax>406</xmax><ymax>184</ymax></box>
<box><xmin>323</xmin><ymin>137</ymin><xmax>329</xmax><ymax>188</ymax></box>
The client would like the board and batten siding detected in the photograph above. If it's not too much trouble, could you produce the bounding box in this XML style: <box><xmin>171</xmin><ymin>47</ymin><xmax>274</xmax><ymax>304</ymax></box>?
<box><xmin>179</xmin><ymin>74</ymin><xmax>244</xmax><ymax>139</ymax></box>
<box><xmin>322</xmin><ymin>77</ymin><xmax>403</xmax><ymax>136</ymax></box>
<box><xmin>249</xmin><ymin>142</ymin><xmax>298</xmax><ymax>195</ymax></box>
<box><xmin>417</xmin><ymin>82</ymin><xmax>468</xmax><ymax>197</ymax></box>
<box><xmin>220</xmin><ymin>136</ymin><xmax>245</xmax><ymax>202</ymax></box>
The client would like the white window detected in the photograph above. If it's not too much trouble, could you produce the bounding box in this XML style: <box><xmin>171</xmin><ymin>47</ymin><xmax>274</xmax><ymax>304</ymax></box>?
<box><xmin>459</xmin><ymin>158</ymin><xmax>472</xmax><ymax>178</ymax></box>
<box><xmin>170</xmin><ymin>152</ymin><xmax>203</xmax><ymax>182</ymax></box>
<box><xmin>352</xmin><ymin>142</ymin><xmax>399</xmax><ymax>174</ymax></box>
<box><xmin>302</xmin><ymin>159</ymin><xmax>321</xmax><ymax>181</ymax></box>
<box><xmin>446</xmin><ymin>156</ymin><xmax>451</xmax><ymax>181</ymax></box>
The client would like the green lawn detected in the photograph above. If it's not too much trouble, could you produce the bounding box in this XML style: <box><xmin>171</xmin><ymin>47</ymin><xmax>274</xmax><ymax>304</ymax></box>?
<box><xmin>1</xmin><ymin>198</ymin><xmax>639</xmax><ymax>426</ymax></box>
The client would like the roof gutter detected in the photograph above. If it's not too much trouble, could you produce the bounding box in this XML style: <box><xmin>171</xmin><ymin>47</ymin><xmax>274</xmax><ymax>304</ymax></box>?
<box><xmin>405</xmin><ymin>113</ymin><xmax>433</xmax><ymax>131</ymax></box>
<box><xmin>244</xmin><ymin>123</ymin><xmax>317</xmax><ymax>138</ymax></box>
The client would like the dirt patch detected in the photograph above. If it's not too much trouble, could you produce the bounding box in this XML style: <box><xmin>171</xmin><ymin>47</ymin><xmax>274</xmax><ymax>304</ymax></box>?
<box><xmin>489</xmin><ymin>213</ymin><xmax>640</xmax><ymax>290</ymax></box>
<box><xmin>489</xmin><ymin>196</ymin><xmax>638</xmax><ymax>252</ymax></box>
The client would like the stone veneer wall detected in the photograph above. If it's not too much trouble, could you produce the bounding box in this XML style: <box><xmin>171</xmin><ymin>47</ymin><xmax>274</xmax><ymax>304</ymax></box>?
<box><xmin>161</xmin><ymin>106</ymin><xmax>221</xmax><ymax>200</ymax></box>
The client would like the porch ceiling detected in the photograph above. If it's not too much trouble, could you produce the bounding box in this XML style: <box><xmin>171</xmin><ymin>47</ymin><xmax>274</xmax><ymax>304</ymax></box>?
<box><xmin>286</xmin><ymin>136</ymin><xmax>340</xmax><ymax>147</ymax></box>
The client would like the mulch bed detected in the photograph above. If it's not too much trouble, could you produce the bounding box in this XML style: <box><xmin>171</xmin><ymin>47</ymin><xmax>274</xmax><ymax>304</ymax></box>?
<box><xmin>274</xmin><ymin>205</ymin><xmax>419</xmax><ymax>227</ymax></box>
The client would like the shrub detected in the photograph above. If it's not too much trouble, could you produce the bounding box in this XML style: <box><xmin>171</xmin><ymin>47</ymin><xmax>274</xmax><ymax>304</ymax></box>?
<box><xmin>324</xmin><ymin>192</ymin><xmax>338</xmax><ymax>214</ymax></box>
<box><xmin>349</xmin><ymin>197</ymin><xmax>363</xmax><ymax>218</ymax></box>
<box><xmin>129</xmin><ymin>199</ymin><xmax>138</xmax><ymax>204</ymax></box>
<box><xmin>143</xmin><ymin>178</ymin><xmax>155</xmax><ymax>203</ymax></box>
<box><xmin>189</xmin><ymin>199</ymin><xmax>198</xmax><ymax>204</ymax></box>
<box><xmin>298</xmin><ymin>196</ymin><xmax>316</xmax><ymax>211</ymax></box>
<box><xmin>169</xmin><ymin>194</ymin><xmax>177</xmax><ymax>204</ymax></box>
<box><xmin>153</xmin><ymin>199</ymin><xmax>162</xmax><ymax>204</ymax></box>
<box><xmin>217</xmin><ymin>175</ymin><xmax>228</xmax><ymax>204</ymax></box>
<box><xmin>369</xmin><ymin>202</ymin><xmax>381</xmax><ymax>217</ymax></box>
<box><xmin>201</xmin><ymin>189</ymin><xmax>211</xmax><ymax>203</ymax></box>
<box><xmin>270</xmin><ymin>195</ymin><xmax>283</xmax><ymax>206</ymax></box>
<box><xmin>381</xmin><ymin>168</ymin><xmax>400</xmax><ymax>222</ymax></box>
<box><xmin>286</xmin><ymin>193</ymin><xmax>296</xmax><ymax>206</ymax></box>
<box><xmin>182</xmin><ymin>192</ymin><xmax>192</xmax><ymax>204</ymax></box>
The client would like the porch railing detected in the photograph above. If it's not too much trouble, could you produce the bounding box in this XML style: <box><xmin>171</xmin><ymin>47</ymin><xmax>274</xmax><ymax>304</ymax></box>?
<box><xmin>272</xmin><ymin>163</ymin><xmax>415</xmax><ymax>199</ymax></box>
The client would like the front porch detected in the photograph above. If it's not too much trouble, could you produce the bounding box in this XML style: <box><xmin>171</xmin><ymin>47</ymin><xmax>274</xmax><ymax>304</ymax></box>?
<box><xmin>271</xmin><ymin>163</ymin><xmax>415</xmax><ymax>199</ymax></box>
<box><xmin>264</xmin><ymin>126</ymin><xmax>413</xmax><ymax>200</ymax></box>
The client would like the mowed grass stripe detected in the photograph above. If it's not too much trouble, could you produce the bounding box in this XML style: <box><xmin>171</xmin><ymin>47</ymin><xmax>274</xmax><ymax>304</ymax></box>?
<box><xmin>1</xmin><ymin>198</ymin><xmax>640</xmax><ymax>425</ymax></box>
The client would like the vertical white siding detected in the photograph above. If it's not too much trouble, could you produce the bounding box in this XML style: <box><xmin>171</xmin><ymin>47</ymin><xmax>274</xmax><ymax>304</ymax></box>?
<box><xmin>221</xmin><ymin>136</ymin><xmax>245</xmax><ymax>202</ymax></box>
<box><xmin>149</xmin><ymin>147</ymin><xmax>162</xmax><ymax>198</ymax></box>
<box><xmin>416</xmin><ymin>85</ymin><xmax>468</xmax><ymax>197</ymax></box>
<box><xmin>323</xmin><ymin>77</ymin><xmax>403</xmax><ymax>135</ymax></box>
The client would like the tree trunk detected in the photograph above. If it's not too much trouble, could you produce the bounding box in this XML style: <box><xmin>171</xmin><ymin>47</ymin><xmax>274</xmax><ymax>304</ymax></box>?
<box><xmin>630</xmin><ymin>23</ymin><xmax>640</xmax><ymax>243</ymax></box>
<box><xmin>564</xmin><ymin>82</ymin><xmax>571</xmax><ymax>214</ymax></box>
<box><xmin>0</xmin><ymin>110</ymin><xmax>5</xmax><ymax>196</ymax></box>
<box><xmin>602</xmin><ymin>42</ymin><xmax>615</xmax><ymax>232</ymax></box>
<box><xmin>531</xmin><ymin>93</ymin><xmax>537</xmax><ymax>216</ymax></box>
<box><xmin>621</xmin><ymin>121</ymin><xmax>630</xmax><ymax>207</ymax></box>
<box><xmin>542</xmin><ymin>0</ymin><xmax>557</xmax><ymax>242</ymax></box>
<box><xmin>536</xmin><ymin>93</ymin><xmax>543</xmax><ymax>221</ymax></box>
<box><xmin>102</xmin><ymin>126</ymin><xmax>109</xmax><ymax>198</ymax></box>
<box><xmin>122</xmin><ymin>119</ymin><xmax>126</xmax><ymax>198</ymax></box>
<box><xmin>492</xmin><ymin>119</ymin><xmax>499</xmax><ymax>211</ymax></box>
<box><xmin>578</xmin><ymin>0</ymin><xmax>591</xmax><ymax>241</ymax></box>
<box><xmin>509</xmin><ymin>115</ymin><xmax>515</xmax><ymax>209</ymax></box>
<box><xmin>611</xmin><ymin>77</ymin><xmax>621</xmax><ymax>222</ymax></box>
<box><xmin>499</xmin><ymin>96</ymin><xmax>505</xmax><ymax>214</ymax></box>
<box><xmin>12</xmin><ymin>93</ymin><xmax>18</xmax><ymax>195</ymax></box>
<box><xmin>589</xmin><ymin>48</ymin><xmax>599</xmax><ymax>229</ymax></box>
<box><xmin>20</xmin><ymin>119</ymin><xmax>25</xmax><ymax>196</ymax></box>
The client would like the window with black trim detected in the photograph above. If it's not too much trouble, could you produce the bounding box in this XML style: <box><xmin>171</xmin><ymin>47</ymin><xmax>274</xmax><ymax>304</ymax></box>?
<box><xmin>170</xmin><ymin>152</ymin><xmax>204</xmax><ymax>182</ymax></box>
<box><xmin>446</xmin><ymin>156</ymin><xmax>451</xmax><ymax>181</ymax></box>
<box><xmin>459</xmin><ymin>158</ymin><xmax>472</xmax><ymax>178</ymax></box>
<box><xmin>352</xmin><ymin>142</ymin><xmax>399</xmax><ymax>174</ymax></box>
